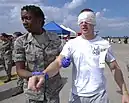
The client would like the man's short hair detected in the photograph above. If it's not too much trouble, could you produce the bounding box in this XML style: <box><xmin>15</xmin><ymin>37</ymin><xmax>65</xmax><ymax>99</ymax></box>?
<box><xmin>13</xmin><ymin>32</ymin><xmax>23</xmax><ymax>37</ymax></box>
<box><xmin>80</xmin><ymin>8</ymin><xmax>94</xmax><ymax>14</ymax></box>
<box><xmin>0</xmin><ymin>33</ymin><xmax>10</xmax><ymax>37</ymax></box>
<box><xmin>21</xmin><ymin>5</ymin><xmax>45</xmax><ymax>26</ymax></box>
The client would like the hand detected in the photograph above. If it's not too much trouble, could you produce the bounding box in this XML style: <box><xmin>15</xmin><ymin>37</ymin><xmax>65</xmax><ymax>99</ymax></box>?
<box><xmin>61</xmin><ymin>57</ymin><xmax>71</xmax><ymax>68</ymax></box>
<box><xmin>28</xmin><ymin>75</ymin><xmax>45</xmax><ymax>91</ymax></box>
<box><xmin>122</xmin><ymin>94</ymin><xmax>129</xmax><ymax>103</ymax></box>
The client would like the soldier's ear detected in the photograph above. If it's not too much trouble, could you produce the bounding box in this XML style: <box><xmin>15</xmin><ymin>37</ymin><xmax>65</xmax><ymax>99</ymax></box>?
<box><xmin>38</xmin><ymin>17</ymin><xmax>44</xmax><ymax>26</ymax></box>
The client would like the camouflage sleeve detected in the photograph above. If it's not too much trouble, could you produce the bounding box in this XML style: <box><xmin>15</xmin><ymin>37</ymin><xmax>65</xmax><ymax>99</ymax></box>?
<box><xmin>13</xmin><ymin>37</ymin><xmax>26</xmax><ymax>62</ymax></box>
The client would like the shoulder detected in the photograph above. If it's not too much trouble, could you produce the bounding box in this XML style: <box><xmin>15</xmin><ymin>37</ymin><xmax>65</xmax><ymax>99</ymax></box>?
<box><xmin>96</xmin><ymin>35</ymin><xmax>110</xmax><ymax>46</ymax></box>
<box><xmin>46</xmin><ymin>31</ymin><xmax>60</xmax><ymax>41</ymax></box>
<box><xmin>63</xmin><ymin>36</ymin><xmax>80</xmax><ymax>49</ymax></box>
<box><xmin>16</xmin><ymin>32</ymin><xmax>32</xmax><ymax>41</ymax></box>
<box><xmin>67</xmin><ymin>36</ymin><xmax>81</xmax><ymax>45</ymax></box>
<box><xmin>14</xmin><ymin>33</ymin><xmax>29</xmax><ymax>46</ymax></box>
<box><xmin>46</xmin><ymin>31</ymin><xmax>61</xmax><ymax>45</ymax></box>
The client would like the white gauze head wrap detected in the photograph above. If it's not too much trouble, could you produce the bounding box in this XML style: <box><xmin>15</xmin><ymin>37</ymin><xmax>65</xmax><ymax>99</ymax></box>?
<box><xmin>78</xmin><ymin>11</ymin><xmax>96</xmax><ymax>25</ymax></box>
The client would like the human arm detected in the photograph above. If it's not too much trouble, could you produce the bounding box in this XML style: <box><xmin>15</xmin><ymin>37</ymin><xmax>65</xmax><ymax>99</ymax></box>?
<box><xmin>107</xmin><ymin>60</ymin><xmax>129</xmax><ymax>103</ymax></box>
<box><xmin>42</xmin><ymin>37</ymin><xmax>72</xmax><ymax>77</ymax></box>
<box><xmin>28</xmin><ymin>40</ymin><xmax>72</xmax><ymax>90</ymax></box>
<box><xmin>43</xmin><ymin>54</ymin><xmax>64</xmax><ymax>77</ymax></box>
<box><xmin>107</xmin><ymin>61</ymin><xmax>128</xmax><ymax>94</ymax></box>
<box><xmin>15</xmin><ymin>61</ymin><xmax>32</xmax><ymax>79</ymax></box>
<box><xmin>28</xmin><ymin>54</ymin><xmax>70</xmax><ymax>90</ymax></box>
<box><xmin>106</xmin><ymin>45</ymin><xmax>129</xmax><ymax>103</ymax></box>
<box><xmin>14</xmin><ymin>37</ymin><xmax>32</xmax><ymax>79</ymax></box>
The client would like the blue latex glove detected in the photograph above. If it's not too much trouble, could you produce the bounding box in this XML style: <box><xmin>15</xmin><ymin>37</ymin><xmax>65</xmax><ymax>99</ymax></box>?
<box><xmin>61</xmin><ymin>57</ymin><xmax>71</xmax><ymax>68</ymax></box>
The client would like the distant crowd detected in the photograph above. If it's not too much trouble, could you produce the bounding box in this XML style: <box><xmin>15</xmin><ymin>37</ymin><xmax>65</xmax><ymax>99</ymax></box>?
<box><xmin>0</xmin><ymin>32</ymin><xmax>24</xmax><ymax>95</ymax></box>
<box><xmin>106</xmin><ymin>36</ymin><xmax>129</xmax><ymax>44</ymax></box>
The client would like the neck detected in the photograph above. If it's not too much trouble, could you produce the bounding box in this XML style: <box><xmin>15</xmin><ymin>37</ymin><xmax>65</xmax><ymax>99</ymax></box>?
<box><xmin>81</xmin><ymin>33</ymin><xmax>96</xmax><ymax>40</ymax></box>
<box><xmin>31</xmin><ymin>28</ymin><xmax>45</xmax><ymax>35</ymax></box>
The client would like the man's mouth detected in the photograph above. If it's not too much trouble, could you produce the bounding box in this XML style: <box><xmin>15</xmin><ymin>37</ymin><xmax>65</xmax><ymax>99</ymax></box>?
<box><xmin>82</xmin><ymin>28</ymin><xmax>88</xmax><ymax>31</ymax></box>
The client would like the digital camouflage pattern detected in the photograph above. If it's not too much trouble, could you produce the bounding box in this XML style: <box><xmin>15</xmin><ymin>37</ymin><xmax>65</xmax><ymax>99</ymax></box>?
<box><xmin>14</xmin><ymin>31</ymin><xmax>63</xmax><ymax>102</ymax></box>
<box><xmin>0</xmin><ymin>39</ymin><xmax>12</xmax><ymax>76</ymax></box>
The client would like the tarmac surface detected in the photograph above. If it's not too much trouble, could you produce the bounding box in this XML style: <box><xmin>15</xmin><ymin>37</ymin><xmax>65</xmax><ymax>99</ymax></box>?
<box><xmin>0</xmin><ymin>43</ymin><xmax>129</xmax><ymax>103</ymax></box>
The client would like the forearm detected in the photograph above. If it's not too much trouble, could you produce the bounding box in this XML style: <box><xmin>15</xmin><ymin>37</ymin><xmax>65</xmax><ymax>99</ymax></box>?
<box><xmin>43</xmin><ymin>60</ymin><xmax>61</xmax><ymax>78</ymax></box>
<box><xmin>16</xmin><ymin>62</ymin><xmax>32</xmax><ymax>79</ymax></box>
<box><xmin>17</xmin><ymin>68</ymin><xmax>32</xmax><ymax>79</ymax></box>
<box><xmin>114</xmin><ymin>68</ymin><xmax>128</xmax><ymax>94</ymax></box>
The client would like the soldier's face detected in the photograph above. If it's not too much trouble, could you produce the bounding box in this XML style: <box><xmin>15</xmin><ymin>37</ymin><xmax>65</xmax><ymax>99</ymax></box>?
<box><xmin>21</xmin><ymin>10</ymin><xmax>41</xmax><ymax>33</ymax></box>
<box><xmin>1</xmin><ymin>36</ymin><xmax>6</xmax><ymax>41</ymax></box>
<box><xmin>0</xmin><ymin>36</ymin><xmax>4</xmax><ymax>40</ymax></box>
<box><xmin>12</xmin><ymin>35</ymin><xmax>17</xmax><ymax>41</ymax></box>
<box><xmin>0</xmin><ymin>36</ymin><xmax>2</xmax><ymax>40</ymax></box>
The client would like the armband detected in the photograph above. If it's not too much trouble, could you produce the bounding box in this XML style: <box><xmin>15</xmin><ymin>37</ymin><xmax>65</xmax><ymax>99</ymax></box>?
<box><xmin>43</xmin><ymin>72</ymin><xmax>49</xmax><ymax>80</ymax></box>
<box><xmin>32</xmin><ymin>71</ymin><xmax>42</xmax><ymax>75</ymax></box>
<box><xmin>32</xmin><ymin>71</ymin><xmax>49</xmax><ymax>79</ymax></box>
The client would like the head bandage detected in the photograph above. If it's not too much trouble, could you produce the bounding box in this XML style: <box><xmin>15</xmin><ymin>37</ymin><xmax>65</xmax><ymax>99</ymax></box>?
<box><xmin>78</xmin><ymin>11</ymin><xmax>96</xmax><ymax>25</ymax></box>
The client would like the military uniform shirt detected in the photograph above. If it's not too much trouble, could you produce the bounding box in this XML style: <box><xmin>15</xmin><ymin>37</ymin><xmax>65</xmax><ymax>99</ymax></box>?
<box><xmin>14</xmin><ymin>31</ymin><xmax>63</xmax><ymax>101</ymax></box>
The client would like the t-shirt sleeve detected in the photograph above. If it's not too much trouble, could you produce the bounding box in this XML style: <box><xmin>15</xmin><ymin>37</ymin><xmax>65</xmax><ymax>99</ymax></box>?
<box><xmin>60</xmin><ymin>41</ymin><xmax>72</xmax><ymax>57</ymax></box>
<box><xmin>14</xmin><ymin>37</ymin><xmax>26</xmax><ymax>62</ymax></box>
<box><xmin>105</xmin><ymin>45</ymin><xmax>116</xmax><ymax>63</ymax></box>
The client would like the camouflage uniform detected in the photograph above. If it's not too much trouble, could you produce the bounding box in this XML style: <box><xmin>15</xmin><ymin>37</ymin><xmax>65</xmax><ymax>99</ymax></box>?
<box><xmin>0</xmin><ymin>39</ymin><xmax>12</xmax><ymax>80</ymax></box>
<box><xmin>12</xmin><ymin>40</ymin><xmax>24</xmax><ymax>96</ymax></box>
<box><xmin>14</xmin><ymin>31</ymin><xmax>63</xmax><ymax>103</ymax></box>
<box><xmin>12</xmin><ymin>39</ymin><xmax>24</xmax><ymax>85</ymax></box>
<box><xmin>0</xmin><ymin>39</ymin><xmax>5</xmax><ymax>70</ymax></box>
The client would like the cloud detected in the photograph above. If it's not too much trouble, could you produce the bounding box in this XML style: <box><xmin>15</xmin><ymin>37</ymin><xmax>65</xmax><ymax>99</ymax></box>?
<box><xmin>0</xmin><ymin>0</ymin><xmax>42</xmax><ymax>8</ymax></box>
<box><xmin>96</xmin><ymin>8</ymin><xmax>108</xmax><ymax>18</ymax></box>
<box><xmin>41</xmin><ymin>5</ymin><xmax>79</xmax><ymax>31</ymax></box>
<box><xmin>96</xmin><ymin>16</ymin><xmax>129</xmax><ymax>36</ymax></box>
<box><xmin>62</xmin><ymin>15</ymin><xmax>78</xmax><ymax>31</ymax></box>
<box><xmin>42</xmin><ymin>6</ymin><xmax>65</xmax><ymax>22</ymax></box>
<box><xmin>108</xmin><ymin>22</ymin><xmax>129</xmax><ymax>28</ymax></box>
<box><xmin>0</xmin><ymin>0</ymin><xmax>80</xmax><ymax>33</ymax></box>
<box><xmin>97</xmin><ymin>17</ymin><xmax>129</xmax><ymax>29</ymax></box>
<box><xmin>0</xmin><ymin>1</ymin><xmax>128</xmax><ymax>37</ymax></box>
<box><xmin>95</xmin><ymin>8</ymin><xmax>129</xmax><ymax>36</ymax></box>
<box><xmin>0</xmin><ymin>0</ymin><xmax>42</xmax><ymax>33</ymax></box>
<box><xmin>64</xmin><ymin>0</ymin><xmax>87</xmax><ymax>10</ymax></box>
<box><xmin>0</xmin><ymin>0</ymin><xmax>41</xmax><ymax>4</ymax></box>
<box><xmin>10</xmin><ymin>6</ymin><xmax>20</xmax><ymax>19</ymax></box>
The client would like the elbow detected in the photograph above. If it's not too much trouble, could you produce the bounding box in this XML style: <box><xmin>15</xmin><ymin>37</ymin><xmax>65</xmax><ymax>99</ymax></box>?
<box><xmin>54</xmin><ymin>59</ymin><xmax>62</xmax><ymax>69</ymax></box>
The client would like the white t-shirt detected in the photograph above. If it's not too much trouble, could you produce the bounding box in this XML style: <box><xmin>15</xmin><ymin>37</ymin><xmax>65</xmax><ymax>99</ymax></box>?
<box><xmin>60</xmin><ymin>35</ymin><xmax>115</xmax><ymax>97</ymax></box>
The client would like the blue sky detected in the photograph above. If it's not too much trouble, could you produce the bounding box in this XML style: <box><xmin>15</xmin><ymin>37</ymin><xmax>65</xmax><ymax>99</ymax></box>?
<box><xmin>0</xmin><ymin>0</ymin><xmax>129</xmax><ymax>37</ymax></box>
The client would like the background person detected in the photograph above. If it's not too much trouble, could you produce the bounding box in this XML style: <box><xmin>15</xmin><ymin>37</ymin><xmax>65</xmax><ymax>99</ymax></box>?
<box><xmin>0</xmin><ymin>33</ymin><xmax>13</xmax><ymax>83</ymax></box>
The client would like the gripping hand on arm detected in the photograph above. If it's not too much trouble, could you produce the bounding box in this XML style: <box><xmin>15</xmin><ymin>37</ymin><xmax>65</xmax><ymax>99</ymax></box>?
<box><xmin>28</xmin><ymin>55</ymin><xmax>71</xmax><ymax>91</ymax></box>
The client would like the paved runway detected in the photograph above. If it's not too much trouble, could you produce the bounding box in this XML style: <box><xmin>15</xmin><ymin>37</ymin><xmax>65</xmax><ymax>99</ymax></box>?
<box><xmin>0</xmin><ymin>43</ymin><xmax>129</xmax><ymax>103</ymax></box>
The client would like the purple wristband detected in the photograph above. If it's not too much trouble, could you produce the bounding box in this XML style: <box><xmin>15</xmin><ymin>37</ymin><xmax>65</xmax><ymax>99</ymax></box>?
<box><xmin>32</xmin><ymin>71</ymin><xmax>43</xmax><ymax>76</ymax></box>
<box><xmin>32</xmin><ymin>71</ymin><xmax>49</xmax><ymax>79</ymax></box>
